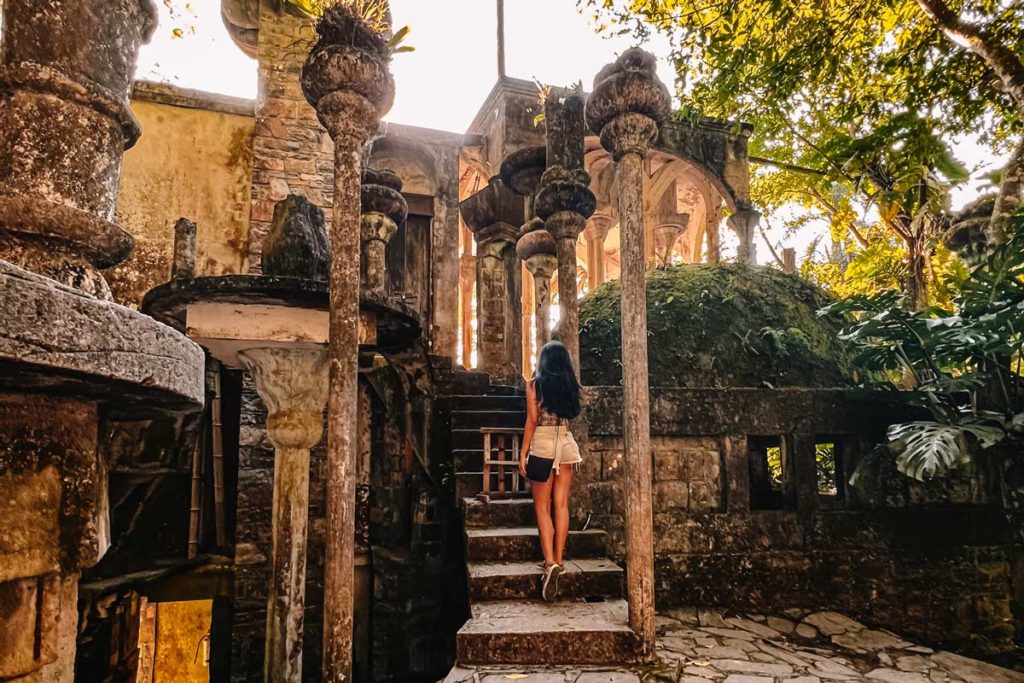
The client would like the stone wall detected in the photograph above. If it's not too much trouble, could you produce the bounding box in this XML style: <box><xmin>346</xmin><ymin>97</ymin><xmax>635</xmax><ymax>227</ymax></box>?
<box><xmin>583</xmin><ymin>387</ymin><xmax>1023</xmax><ymax>658</ymax></box>
<box><xmin>248</xmin><ymin>4</ymin><xmax>334</xmax><ymax>272</ymax></box>
<box><xmin>111</xmin><ymin>83</ymin><xmax>255</xmax><ymax>307</ymax></box>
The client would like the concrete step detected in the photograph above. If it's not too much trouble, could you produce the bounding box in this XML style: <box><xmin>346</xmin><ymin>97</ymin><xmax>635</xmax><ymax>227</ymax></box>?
<box><xmin>456</xmin><ymin>599</ymin><xmax>637</xmax><ymax>665</ymax></box>
<box><xmin>452</xmin><ymin>410</ymin><xmax>526</xmax><ymax>429</ymax></box>
<box><xmin>466</xmin><ymin>527</ymin><xmax>607</xmax><ymax>563</ymax></box>
<box><xmin>468</xmin><ymin>559</ymin><xmax>624</xmax><ymax>601</ymax></box>
<box><xmin>463</xmin><ymin>497</ymin><xmax>534</xmax><ymax>528</ymax></box>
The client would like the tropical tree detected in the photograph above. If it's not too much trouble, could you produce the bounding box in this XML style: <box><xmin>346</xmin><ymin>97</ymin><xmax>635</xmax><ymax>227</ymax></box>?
<box><xmin>822</xmin><ymin>217</ymin><xmax>1024</xmax><ymax>536</ymax></box>
<box><xmin>581</xmin><ymin>0</ymin><xmax>1024</xmax><ymax>303</ymax></box>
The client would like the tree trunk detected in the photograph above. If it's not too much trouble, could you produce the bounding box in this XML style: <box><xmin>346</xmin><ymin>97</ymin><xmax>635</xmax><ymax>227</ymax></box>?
<box><xmin>905</xmin><ymin>236</ymin><xmax>929</xmax><ymax>312</ymax></box>
<box><xmin>916</xmin><ymin>0</ymin><xmax>1024</xmax><ymax>242</ymax></box>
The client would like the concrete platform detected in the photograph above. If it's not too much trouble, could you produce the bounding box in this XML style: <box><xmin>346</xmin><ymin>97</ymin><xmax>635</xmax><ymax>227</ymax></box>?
<box><xmin>447</xmin><ymin>606</ymin><xmax>1024</xmax><ymax>682</ymax></box>
<box><xmin>457</xmin><ymin>599</ymin><xmax>638</xmax><ymax>666</ymax></box>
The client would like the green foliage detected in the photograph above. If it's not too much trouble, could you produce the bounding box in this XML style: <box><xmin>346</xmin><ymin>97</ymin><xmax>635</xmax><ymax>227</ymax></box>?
<box><xmin>802</xmin><ymin>231</ymin><xmax>968</xmax><ymax>309</ymax></box>
<box><xmin>766</xmin><ymin>446</ymin><xmax>784</xmax><ymax>489</ymax></box>
<box><xmin>580</xmin><ymin>0</ymin><xmax>1021</xmax><ymax>147</ymax></box>
<box><xmin>815</xmin><ymin>442</ymin><xmax>838</xmax><ymax>495</ymax></box>
<box><xmin>579</xmin><ymin>0</ymin><xmax>1022</xmax><ymax>305</ymax></box>
<box><xmin>289</xmin><ymin>0</ymin><xmax>414</xmax><ymax>53</ymax></box>
<box><xmin>822</xmin><ymin>218</ymin><xmax>1024</xmax><ymax>481</ymax></box>
<box><xmin>578</xmin><ymin>263</ymin><xmax>851</xmax><ymax>388</ymax></box>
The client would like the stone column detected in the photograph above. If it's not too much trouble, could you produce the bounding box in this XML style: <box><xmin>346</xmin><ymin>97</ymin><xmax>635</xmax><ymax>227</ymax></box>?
<box><xmin>535</xmin><ymin>93</ymin><xmax>597</xmax><ymax>373</ymax></box>
<box><xmin>172</xmin><ymin>218</ymin><xmax>198</xmax><ymax>279</ymax></box>
<box><xmin>517</xmin><ymin>224</ymin><xmax>559</xmax><ymax>352</ymax></box>
<box><xmin>460</xmin><ymin>177</ymin><xmax>526</xmax><ymax>384</ymax></box>
<box><xmin>729</xmin><ymin>207</ymin><xmax>761</xmax><ymax>265</ymax></box>
<box><xmin>475</xmin><ymin>226</ymin><xmax>521</xmax><ymax>381</ymax></box>
<box><xmin>706</xmin><ymin>203</ymin><xmax>723</xmax><ymax>264</ymax></box>
<box><xmin>301</xmin><ymin>8</ymin><xmax>396</xmax><ymax>680</ymax></box>
<box><xmin>459</xmin><ymin>245</ymin><xmax>476</xmax><ymax>369</ymax></box>
<box><xmin>0</xmin><ymin>0</ymin><xmax>158</xmax><ymax>298</ymax></box>
<box><xmin>239</xmin><ymin>348</ymin><xmax>329</xmax><ymax>683</ymax></box>
<box><xmin>782</xmin><ymin>248</ymin><xmax>797</xmax><ymax>274</ymax></box>
<box><xmin>586</xmin><ymin>48</ymin><xmax>671</xmax><ymax>659</ymax></box>
<box><xmin>0</xmin><ymin>396</ymin><xmax>104</xmax><ymax>682</ymax></box>
<box><xmin>360</xmin><ymin>169</ymin><xmax>408</xmax><ymax>299</ymax></box>
<box><xmin>500</xmin><ymin>146</ymin><xmax>548</xmax><ymax>373</ymax></box>
<box><xmin>584</xmin><ymin>211</ymin><xmax>616</xmax><ymax>289</ymax></box>
<box><xmin>247</xmin><ymin>3</ymin><xmax>334</xmax><ymax>271</ymax></box>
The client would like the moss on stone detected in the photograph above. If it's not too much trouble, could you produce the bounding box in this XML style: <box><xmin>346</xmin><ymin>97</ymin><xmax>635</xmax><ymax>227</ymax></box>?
<box><xmin>578</xmin><ymin>264</ymin><xmax>851</xmax><ymax>388</ymax></box>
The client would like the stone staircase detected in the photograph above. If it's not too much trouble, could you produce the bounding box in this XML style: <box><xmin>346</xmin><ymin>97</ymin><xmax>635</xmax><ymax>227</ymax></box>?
<box><xmin>449</xmin><ymin>389</ymin><xmax>638</xmax><ymax>666</ymax></box>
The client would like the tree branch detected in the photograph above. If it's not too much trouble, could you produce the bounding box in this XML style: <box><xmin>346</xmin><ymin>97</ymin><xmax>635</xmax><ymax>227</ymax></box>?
<box><xmin>749</xmin><ymin>155</ymin><xmax>828</xmax><ymax>176</ymax></box>
<box><xmin>804</xmin><ymin>185</ymin><xmax>873</xmax><ymax>249</ymax></box>
<box><xmin>758</xmin><ymin>218</ymin><xmax>787</xmax><ymax>268</ymax></box>
<box><xmin>916</xmin><ymin>0</ymin><xmax>1024</xmax><ymax>242</ymax></box>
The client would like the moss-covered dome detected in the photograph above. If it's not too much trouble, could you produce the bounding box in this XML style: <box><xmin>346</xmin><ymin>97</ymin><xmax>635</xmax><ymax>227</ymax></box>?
<box><xmin>578</xmin><ymin>264</ymin><xmax>851</xmax><ymax>388</ymax></box>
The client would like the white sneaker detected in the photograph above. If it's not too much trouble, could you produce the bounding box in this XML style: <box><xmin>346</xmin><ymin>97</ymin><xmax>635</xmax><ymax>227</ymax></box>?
<box><xmin>541</xmin><ymin>563</ymin><xmax>563</xmax><ymax>602</ymax></box>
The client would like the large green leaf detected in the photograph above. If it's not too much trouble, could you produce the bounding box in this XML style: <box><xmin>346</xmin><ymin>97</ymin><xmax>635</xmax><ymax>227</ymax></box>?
<box><xmin>888</xmin><ymin>420</ymin><xmax>1004</xmax><ymax>480</ymax></box>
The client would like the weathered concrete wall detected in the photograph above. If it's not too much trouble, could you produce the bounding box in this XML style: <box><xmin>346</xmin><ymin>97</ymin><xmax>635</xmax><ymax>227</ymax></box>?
<box><xmin>583</xmin><ymin>387</ymin><xmax>1022</xmax><ymax>658</ymax></box>
<box><xmin>110</xmin><ymin>83</ymin><xmax>255</xmax><ymax>307</ymax></box>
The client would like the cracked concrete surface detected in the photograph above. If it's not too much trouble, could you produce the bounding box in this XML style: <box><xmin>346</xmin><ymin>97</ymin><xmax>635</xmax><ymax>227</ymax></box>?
<box><xmin>443</xmin><ymin>607</ymin><xmax>1024</xmax><ymax>683</ymax></box>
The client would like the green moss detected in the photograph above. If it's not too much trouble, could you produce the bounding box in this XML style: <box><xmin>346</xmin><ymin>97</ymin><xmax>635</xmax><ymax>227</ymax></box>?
<box><xmin>578</xmin><ymin>263</ymin><xmax>852</xmax><ymax>388</ymax></box>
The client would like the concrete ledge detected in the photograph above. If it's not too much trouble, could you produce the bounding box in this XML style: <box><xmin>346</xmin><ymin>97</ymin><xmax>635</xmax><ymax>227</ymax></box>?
<box><xmin>132</xmin><ymin>80</ymin><xmax>255</xmax><ymax>117</ymax></box>
<box><xmin>583</xmin><ymin>386</ymin><xmax>921</xmax><ymax>437</ymax></box>
<box><xmin>0</xmin><ymin>260</ymin><xmax>205</xmax><ymax>411</ymax></box>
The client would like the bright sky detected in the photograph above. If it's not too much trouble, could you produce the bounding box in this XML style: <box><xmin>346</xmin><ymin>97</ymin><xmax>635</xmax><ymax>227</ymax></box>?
<box><xmin>138</xmin><ymin>0</ymin><xmax>675</xmax><ymax>132</ymax></box>
<box><xmin>138</xmin><ymin>0</ymin><xmax>1004</xmax><ymax>264</ymax></box>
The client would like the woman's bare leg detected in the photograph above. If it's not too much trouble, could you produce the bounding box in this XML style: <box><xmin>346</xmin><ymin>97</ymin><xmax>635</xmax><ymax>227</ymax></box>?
<box><xmin>552</xmin><ymin>466</ymin><xmax>574</xmax><ymax>566</ymax></box>
<box><xmin>531</xmin><ymin>479</ymin><xmax>555</xmax><ymax>567</ymax></box>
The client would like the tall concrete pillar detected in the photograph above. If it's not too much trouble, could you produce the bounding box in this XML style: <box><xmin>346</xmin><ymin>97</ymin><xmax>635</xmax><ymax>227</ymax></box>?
<box><xmin>239</xmin><ymin>348</ymin><xmax>329</xmax><ymax>683</ymax></box>
<box><xmin>586</xmin><ymin>48</ymin><xmax>671</xmax><ymax>659</ymax></box>
<box><xmin>360</xmin><ymin>169</ymin><xmax>408</xmax><ymax>299</ymax></box>
<box><xmin>0</xmin><ymin>2</ymin><xmax>204</xmax><ymax>680</ymax></box>
<box><xmin>459</xmin><ymin>246</ymin><xmax>476</xmax><ymax>368</ymax></box>
<box><xmin>535</xmin><ymin>93</ymin><xmax>596</xmax><ymax>374</ymax></box>
<box><xmin>517</xmin><ymin>224</ymin><xmax>559</xmax><ymax>352</ymax></box>
<box><xmin>301</xmin><ymin>6</ymin><xmax>396</xmax><ymax>680</ymax></box>
<box><xmin>460</xmin><ymin>177</ymin><xmax>526</xmax><ymax>384</ymax></box>
<box><xmin>0</xmin><ymin>0</ymin><xmax>158</xmax><ymax>298</ymax></box>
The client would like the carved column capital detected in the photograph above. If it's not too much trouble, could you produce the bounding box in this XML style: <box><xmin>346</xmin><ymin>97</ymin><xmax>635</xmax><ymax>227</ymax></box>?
<box><xmin>585</xmin><ymin>212</ymin><xmax>618</xmax><ymax>242</ymax></box>
<box><xmin>239</xmin><ymin>347</ymin><xmax>329</xmax><ymax>451</ymax></box>
<box><xmin>585</xmin><ymin>48</ymin><xmax>671</xmax><ymax>162</ymax></box>
<box><xmin>728</xmin><ymin>207</ymin><xmax>761</xmax><ymax>265</ymax></box>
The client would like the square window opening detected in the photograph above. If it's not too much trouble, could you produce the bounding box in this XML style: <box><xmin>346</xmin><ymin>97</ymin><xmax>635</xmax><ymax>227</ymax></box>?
<box><xmin>748</xmin><ymin>436</ymin><xmax>789</xmax><ymax>510</ymax></box>
<box><xmin>815</xmin><ymin>438</ymin><xmax>845</xmax><ymax>500</ymax></box>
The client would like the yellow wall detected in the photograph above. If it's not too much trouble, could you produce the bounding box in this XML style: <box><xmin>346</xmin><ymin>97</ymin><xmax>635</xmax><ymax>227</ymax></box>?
<box><xmin>154</xmin><ymin>600</ymin><xmax>212</xmax><ymax>683</ymax></box>
<box><xmin>109</xmin><ymin>95</ymin><xmax>254</xmax><ymax>307</ymax></box>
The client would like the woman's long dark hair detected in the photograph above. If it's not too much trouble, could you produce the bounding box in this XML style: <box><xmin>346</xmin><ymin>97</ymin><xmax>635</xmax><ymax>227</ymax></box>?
<box><xmin>534</xmin><ymin>341</ymin><xmax>581</xmax><ymax>420</ymax></box>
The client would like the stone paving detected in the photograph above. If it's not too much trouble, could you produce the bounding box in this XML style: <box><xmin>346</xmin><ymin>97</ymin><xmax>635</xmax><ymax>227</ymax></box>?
<box><xmin>442</xmin><ymin>607</ymin><xmax>1024</xmax><ymax>683</ymax></box>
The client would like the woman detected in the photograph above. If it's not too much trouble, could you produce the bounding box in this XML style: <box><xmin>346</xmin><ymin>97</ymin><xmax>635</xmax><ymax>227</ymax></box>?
<box><xmin>518</xmin><ymin>341</ymin><xmax>583</xmax><ymax>602</ymax></box>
